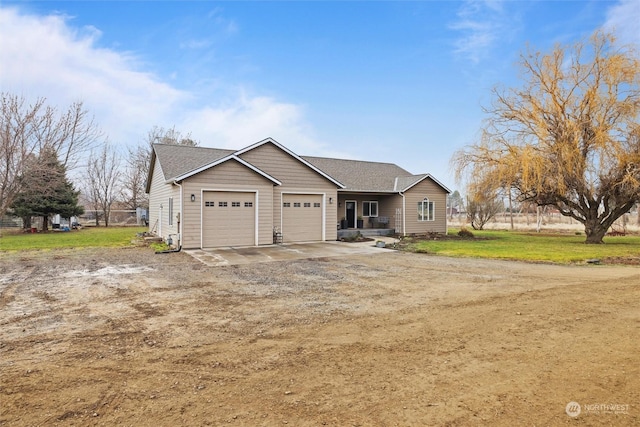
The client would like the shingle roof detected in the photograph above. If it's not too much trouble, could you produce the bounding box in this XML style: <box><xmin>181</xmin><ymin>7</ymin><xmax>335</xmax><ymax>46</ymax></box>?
<box><xmin>302</xmin><ymin>156</ymin><xmax>412</xmax><ymax>192</ymax></box>
<box><xmin>154</xmin><ymin>144</ymin><xmax>234</xmax><ymax>181</ymax></box>
<box><xmin>151</xmin><ymin>142</ymin><xmax>446</xmax><ymax>194</ymax></box>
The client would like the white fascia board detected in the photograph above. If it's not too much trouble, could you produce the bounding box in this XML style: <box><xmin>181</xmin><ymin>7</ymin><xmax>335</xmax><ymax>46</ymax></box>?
<box><xmin>234</xmin><ymin>137</ymin><xmax>346</xmax><ymax>189</ymax></box>
<box><xmin>170</xmin><ymin>155</ymin><xmax>281</xmax><ymax>186</ymax></box>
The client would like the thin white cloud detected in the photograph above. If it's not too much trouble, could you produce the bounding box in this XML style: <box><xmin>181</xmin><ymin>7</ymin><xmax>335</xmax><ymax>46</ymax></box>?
<box><xmin>603</xmin><ymin>0</ymin><xmax>640</xmax><ymax>46</ymax></box>
<box><xmin>0</xmin><ymin>6</ymin><xmax>328</xmax><ymax>157</ymax></box>
<box><xmin>207</xmin><ymin>6</ymin><xmax>239</xmax><ymax>36</ymax></box>
<box><xmin>0</xmin><ymin>7</ymin><xmax>187</xmax><ymax>145</ymax></box>
<box><xmin>179</xmin><ymin>91</ymin><xmax>321</xmax><ymax>154</ymax></box>
<box><xmin>450</xmin><ymin>0</ymin><xmax>514</xmax><ymax>64</ymax></box>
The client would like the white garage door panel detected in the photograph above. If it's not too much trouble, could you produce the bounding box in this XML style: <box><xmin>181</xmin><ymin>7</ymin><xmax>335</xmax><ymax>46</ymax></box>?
<box><xmin>202</xmin><ymin>191</ymin><xmax>255</xmax><ymax>247</ymax></box>
<box><xmin>282</xmin><ymin>194</ymin><xmax>323</xmax><ymax>243</ymax></box>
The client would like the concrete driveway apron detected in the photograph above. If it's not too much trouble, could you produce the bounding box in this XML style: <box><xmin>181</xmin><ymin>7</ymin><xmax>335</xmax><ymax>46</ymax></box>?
<box><xmin>184</xmin><ymin>239</ymin><xmax>396</xmax><ymax>267</ymax></box>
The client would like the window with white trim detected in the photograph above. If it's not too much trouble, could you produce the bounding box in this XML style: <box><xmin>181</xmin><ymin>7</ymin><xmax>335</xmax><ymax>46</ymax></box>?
<box><xmin>418</xmin><ymin>198</ymin><xmax>435</xmax><ymax>221</ymax></box>
<box><xmin>362</xmin><ymin>201</ymin><xmax>378</xmax><ymax>217</ymax></box>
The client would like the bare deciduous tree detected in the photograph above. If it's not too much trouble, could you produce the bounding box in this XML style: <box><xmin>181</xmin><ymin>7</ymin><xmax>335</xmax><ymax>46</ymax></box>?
<box><xmin>1</xmin><ymin>93</ymin><xmax>101</xmax><ymax>218</ymax></box>
<box><xmin>36</xmin><ymin>101</ymin><xmax>101</xmax><ymax>171</ymax></box>
<box><xmin>86</xmin><ymin>143</ymin><xmax>121</xmax><ymax>227</ymax></box>
<box><xmin>121</xmin><ymin>125</ymin><xmax>199</xmax><ymax>209</ymax></box>
<box><xmin>465</xmin><ymin>169</ymin><xmax>503</xmax><ymax>230</ymax></box>
<box><xmin>452</xmin><ymin>32</ymin><xmax>640</xmax><ymax>243</ymax></box>
<box><xmin>146</xmin><ymin>125</ymin><xmax>198</xmax><ymax>147</ymax></box>
<box><xmin>120</xmin><ymin>145</ymin><xmax>149</xmax><ymax>211</ymax></box>
<box><xmin>1</xmin><ymin>94</ymin><xmax>44</xmax><ymax>217</ymax></box>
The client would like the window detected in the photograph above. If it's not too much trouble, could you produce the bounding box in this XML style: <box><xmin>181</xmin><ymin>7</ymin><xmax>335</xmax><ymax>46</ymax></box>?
<box><xmin>363</xmin><ymin>201</ymin><xmax>378</xmax><ymax>217</ymax></box>
<box><xmin>294</xmin><ymin>202</ymin><xmax>301</xmax><ymax>207</ymax></box>
<box><xmin>168</xmin><ymin>198</ymin><xmax>173</xmax><ymax>225</ymax></box>
<box><xmin>232</xmin><ymin>202</ymin><xmax>241</xmax><ymax>207</ymax></box>
<box><xmin>418</xmin><ymin>199</ymin><xmax>435</xmax><ymax>221</ymax></box>
<box><xmin>205</xmin><ymin>201</ymin><xmax>215</xmax><ymax>207</ymax></box>
<box><xmin>219</xmin><ymin>201</ymin><xmax>227</xmax><ymax>207</ymax></box>
<box><xmin>304</xmin><ymin>202</ymin><xmax>311</xmax><ymax>207</ymax></box>
<box><xmin>314</xmin><ymin>202</ymin><xmax>321</xmax><ymax>208</ymax></box>
<box><xmin>244</xmin><ymin>202</ymin><xmax>253</xmax><ymax>207</ymax></box>
<box><xmin>283</xmin><ymin>202</ymin><xmax>291</xmax><ymax>207</ymax></box>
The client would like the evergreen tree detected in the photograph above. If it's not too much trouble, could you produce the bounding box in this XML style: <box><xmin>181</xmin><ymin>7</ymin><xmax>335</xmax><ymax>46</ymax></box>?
<box><xmin>10</xmin><ymin>148</ymin><xmax>84</xmax><ymax>231</ymax></box>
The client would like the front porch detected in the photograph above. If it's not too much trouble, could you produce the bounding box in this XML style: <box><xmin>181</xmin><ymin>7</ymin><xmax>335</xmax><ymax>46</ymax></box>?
<box><xmin>337</xmin><ymin>228</ymin><xmax>395</xmax><ymax>239</ymax></box>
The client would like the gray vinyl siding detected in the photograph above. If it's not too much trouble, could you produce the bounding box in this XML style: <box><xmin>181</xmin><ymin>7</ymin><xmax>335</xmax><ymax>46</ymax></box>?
<box><xmin>148</xmin><ymin>159</ymin><xmax>179</xmax><ymax>240</ymax></box>
<box><xmin>377</xmin><ymin>195</ymin><xmax>403</xmax><ymax>232</ymax></box>
<box><xmin>180</xmin><ymin>160</ymin><xmax>275</xmax><ymax>249</ymax></box>
<box><xmin>240</xmin><ymin>143</ymin><xmax>338</xmax><ymax>242</ymax></box>
<box><xmin>403</xmin><ymin>178</ymin><xmax>448</xmax><ymax>235</ymax></box>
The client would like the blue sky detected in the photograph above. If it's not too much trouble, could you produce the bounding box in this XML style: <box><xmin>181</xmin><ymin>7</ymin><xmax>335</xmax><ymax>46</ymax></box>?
<box><xmin>1</xmin><ymin>1</ymin><xmax>638</xmax><ymax>190</ymax></box>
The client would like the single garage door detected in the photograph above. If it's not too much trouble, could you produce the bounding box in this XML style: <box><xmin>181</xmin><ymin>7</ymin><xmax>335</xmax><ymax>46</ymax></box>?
<box><xmin>202</xmin><ymin>191</ymin><xmax>255</xmax><ymax>247</ymax></box>
<box><xmin>282</xmin><ymin>194</ymin><xmax>323</xmax><ymax>243</ymax></box>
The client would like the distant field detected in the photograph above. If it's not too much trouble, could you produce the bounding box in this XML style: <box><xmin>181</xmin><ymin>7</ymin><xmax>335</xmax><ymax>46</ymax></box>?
<box><xmin>406</xmin><ymin>229</ymin><xmax>640</xmax><ymax>264</ymax></box>
<box><xmin>0</xmin><ymin>226</ymin><xmax>147</xmax><ymax>252</ymax></box>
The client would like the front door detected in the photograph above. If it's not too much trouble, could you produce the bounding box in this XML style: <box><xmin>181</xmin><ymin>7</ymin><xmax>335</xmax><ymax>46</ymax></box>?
<box><xmin>346</xmin><ymin>201</ymin><xmax>356</xmax><ymax>228</ymax></box>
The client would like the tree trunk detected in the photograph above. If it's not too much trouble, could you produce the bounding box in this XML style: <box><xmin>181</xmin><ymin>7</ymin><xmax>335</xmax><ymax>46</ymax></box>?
<box><xmin>584</xmin><ymin>220</ymin><xmax>607</xmax><ymax>244</ymax></box>
<box><xmin>42</xmin><ymin>215</ymin><xmax>49</xmax><ymax>232</ymax></box>
<box><xmin>22</xmin><ymin>216</ymin><xmax>31</xmax><ymax>231</ymax></box>
<box><xmin>509</xmin><ymin>193</ymin><xmax>514</xmax><ymax>230</ymax></box>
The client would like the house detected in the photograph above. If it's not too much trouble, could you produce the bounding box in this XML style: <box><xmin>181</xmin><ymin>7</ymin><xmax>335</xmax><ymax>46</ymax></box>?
<box><xmin>145</xmin><ymin>137</ymin><xmax>450</xmax><ymax>249</ymax></box>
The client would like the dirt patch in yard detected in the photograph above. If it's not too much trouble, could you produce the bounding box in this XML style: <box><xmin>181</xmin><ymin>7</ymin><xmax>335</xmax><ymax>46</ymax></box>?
<box><xmin>1</xmin><ymin>247</ymin><xmax>638</xmax><ymax>426</ymax></box>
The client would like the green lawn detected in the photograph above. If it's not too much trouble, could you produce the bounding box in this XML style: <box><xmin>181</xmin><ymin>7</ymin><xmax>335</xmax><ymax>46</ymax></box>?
<box><xmin>407</xmin><ymin>229</ymin><xmax>640</xmax><ymax>264</ymax></box>
<box><xmin>0</xmin><ymin>226</ymin><xmax>147</xmax><ymax>252</ymax></box>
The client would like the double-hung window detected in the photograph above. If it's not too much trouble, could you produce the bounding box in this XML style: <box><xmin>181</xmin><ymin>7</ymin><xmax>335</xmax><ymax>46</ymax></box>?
<box><xmin>418</xmin><ymin>198</ymin><xmax>434</xmax><ymax>221</ymax></box>
<box><xmin>362</xmin><ymin>201</ymin><xmax>378</xmax><ymax>217</ymax></box>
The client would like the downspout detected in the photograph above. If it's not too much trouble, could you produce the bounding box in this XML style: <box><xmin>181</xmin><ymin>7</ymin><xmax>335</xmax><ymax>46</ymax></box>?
<box><xmin>400</xmin><ymin>191</ymin><xmax>406</xmax><ymax>236</ymax></box>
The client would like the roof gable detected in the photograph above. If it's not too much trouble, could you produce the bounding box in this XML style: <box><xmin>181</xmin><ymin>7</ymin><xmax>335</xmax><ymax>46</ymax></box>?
<box><xmin>153</xmin><ymin>144</ymin><xmax>234</xmax><ymax>181</ymax></box>
<box><xmin>175</xmin><ymin>154</ymin><xmax>281</xmax><ymax>185</ymax></box>
<box><xmin>149</xmin><ymin>143</ymin><xmax>280</xmax><ymax>187</ymax></box>
<box><xmin>396</xmin><ymin>174</ymin><xmax>451</xmax><ymax>193</ymax></box>
<box><xmin>236</xmin><ymin>138</ymin><xmax>345</xmax><ymax>188</ymax></box>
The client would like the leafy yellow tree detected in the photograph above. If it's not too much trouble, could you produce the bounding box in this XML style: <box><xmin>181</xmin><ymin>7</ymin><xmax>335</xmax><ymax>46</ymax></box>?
<box><xmin>452</xmin><ymin>32</ymin><xmax>640</xmax><ymax>243</ymax></box>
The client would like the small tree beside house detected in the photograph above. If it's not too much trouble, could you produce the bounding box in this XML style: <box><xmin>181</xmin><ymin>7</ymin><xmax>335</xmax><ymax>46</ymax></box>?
<box><xmin>10</xmin><ymin>147</ymin><xmax>84</xmax><ymax>231</ymax></box>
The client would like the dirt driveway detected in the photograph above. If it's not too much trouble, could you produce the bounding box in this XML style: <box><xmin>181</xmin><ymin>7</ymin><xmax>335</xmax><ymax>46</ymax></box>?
<box><xmin>1</xmin><ymin>246</ymin><xmax>638</xmax><ymax>426</ymax></box>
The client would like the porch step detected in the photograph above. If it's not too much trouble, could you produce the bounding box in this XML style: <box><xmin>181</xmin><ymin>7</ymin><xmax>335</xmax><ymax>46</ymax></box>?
<box><xmin>337</xmin><ymin>228</ymin><xmax>395</xmax><ymax>239</ymax></box>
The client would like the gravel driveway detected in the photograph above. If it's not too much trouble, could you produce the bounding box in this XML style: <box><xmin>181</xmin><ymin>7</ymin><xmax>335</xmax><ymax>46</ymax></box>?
<box><xmin>1</xmin><ymin>246</ymin><xmax>638</xmax><ymax>426</ymax></box>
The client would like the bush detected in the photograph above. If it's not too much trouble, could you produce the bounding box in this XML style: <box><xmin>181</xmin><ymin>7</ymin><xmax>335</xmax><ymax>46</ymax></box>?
<box><xmin>458</xmin><ymin>227</ymin><xmax>475</xmax><ymax>238</ymax></box>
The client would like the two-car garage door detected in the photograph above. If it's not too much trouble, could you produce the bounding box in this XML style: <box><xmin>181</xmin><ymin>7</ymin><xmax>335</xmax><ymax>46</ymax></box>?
<box><xmin>201</xmin><ymin>191</ymin><xmax>324</xmax><ymax>247</ymax></box>
<box><xmin>202</xmin><ymin>191</ymin><xmax>255</xmax><ymax>248</ymax></box>
<box><xmin>282</xmin><ymin>194</ymin><xmax>323</xmax><ymax>243</ymax></box>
